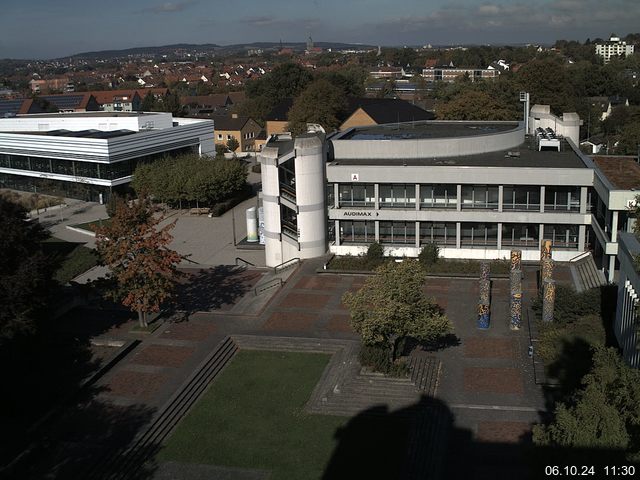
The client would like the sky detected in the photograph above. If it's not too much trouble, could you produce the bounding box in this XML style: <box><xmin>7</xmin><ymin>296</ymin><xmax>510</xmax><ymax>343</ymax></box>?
<box><xmin>1</xmin><ymin>0</ymin><xmax>639</xmax><ymax>59</ymax></box>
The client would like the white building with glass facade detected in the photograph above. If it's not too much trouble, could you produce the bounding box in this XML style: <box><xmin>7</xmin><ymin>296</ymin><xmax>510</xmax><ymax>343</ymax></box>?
<box><xmin>258</xmin><ymin>109</ymin><xmax>638</xmax><ymax>281</ymax></box>
<box><xmin>0</xmin><ymin>112</ymin><xmax>215</xmax><ymax>202</ymax></box>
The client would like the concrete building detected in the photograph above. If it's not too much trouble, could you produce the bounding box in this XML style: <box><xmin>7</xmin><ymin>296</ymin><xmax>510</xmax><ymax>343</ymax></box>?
<box><xmin>0</xmin><ymin>112</ymin><xmax>214</xmax><ymax>202</ymax></box>
<box><xmin>258</xmin><ymin>107</ymin><xmax>640</xmax><ymax>281</ymax></box>
<box><xmin>596</xmin><ymin>35</ymin><xmax>635</xmax><ymax>64</ymax></box>
<box><xmin>421</xmin><ymin>67</ymin><xmax>498</xmax><ymax>83</ymax></box>
<box><xmin>615</xmin><ymin>232</ymin><xmax>640</xmax><ymax>367</ymax></box>
<box><xmin>212</xmin><ymin>113</ymin><xmax>262</xmax><ymax>152</ymax></box>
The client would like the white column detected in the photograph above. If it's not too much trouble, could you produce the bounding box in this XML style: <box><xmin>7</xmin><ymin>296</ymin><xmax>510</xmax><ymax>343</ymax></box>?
<box><xmin>415</xmin><ymin>221</ymin><xmax>420</xmax><ymax>248</ymax></box>
<box><xmin>374</xmin><ymin>183</ymin><xmax>380</xmax><ymax>210</ymax></box>
<box><xmin>457</xmin><ymin>185</ymin><xmax>462</xmax><ymax>211</ymax></box>
<box><xmin>578</xmin><ymin>225</ymin><xmax>586</xmax><ymax>251</ymax></box>
<box><xmin>608</xmin><ymin>255</ymin><xmax>616</xmax><ymax>283</ymax></box>
<box><xmin>335</xmin><ymin>220</ymin><xmax>341</xmax><ymax>246</ymax></box>
<box><xmin>415</xmin><ymin>184</ymin><xmax>420</xmax><ymax>211</ymax></box>
<box><xmin>497</xmin><ymin>222</ymin><xmax>502</xmax><ymax>250</ymax></box>
<box><xmin>611</xmin><ymin>211</ymin><xmax>619</xmax><ymax>243</ymax></box>
<box><xmin>456</xmin><ymin>222</ymin><xmax>461</xmax><ymax>249</ymax></box>
<box><xmin>498</xmin><ymin>185</ymin><xmax>503</xmax><ymax>213</ymax></box>
<box><xmin>580</xmin><ymin>186</ymin><xmax>588</xmax><ymax>214</ymax></box>
<box><xmin>540</xmin><ymin>186</ymin><xmax>545</xmax><ymax>213</ymax></box>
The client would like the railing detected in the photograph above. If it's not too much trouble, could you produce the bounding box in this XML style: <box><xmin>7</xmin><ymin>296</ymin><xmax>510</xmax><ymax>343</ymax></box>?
<box><xmin>274</xmin><ymin>257</ymin><xmax>300</xmax><ymax>274</ymax></box>
<box><xmin>254</xmin><ymin>278</ymin><xmax>283</xmax><ymax>296</ymax></box>
<box><xmin>568</xmin><ymin>251</ymin><xmax>592</xmax><ymax>263</ymax></box>
<box><xmin>235</xmin><ymin>257</ymin><xmax>256</xmax><ymax>267</ymax></box>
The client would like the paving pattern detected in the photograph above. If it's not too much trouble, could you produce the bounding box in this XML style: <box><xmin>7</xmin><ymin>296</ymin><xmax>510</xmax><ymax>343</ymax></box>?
<box><xmin>21</xmin><ymin>259</ymin><xmax>549</xmax><ymax>480</ymax></box>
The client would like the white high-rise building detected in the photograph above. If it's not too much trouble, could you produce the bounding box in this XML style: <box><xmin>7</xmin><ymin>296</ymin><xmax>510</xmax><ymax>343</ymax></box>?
<box><xmin>595</xmin><ymin>35</ymin><xmax>635</xmax><ymax>64</ymax></box>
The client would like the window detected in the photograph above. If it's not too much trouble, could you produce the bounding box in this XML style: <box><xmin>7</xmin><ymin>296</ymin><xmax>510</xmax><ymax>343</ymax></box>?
<box><xmin>420</xmin><ymin>222</ymin><xmax>456</xmax><ymax>245</ymax></box>
<box><xmin>420</xmin><ymin>184</ymin><xmax>457</xmax><ymax>208</ymax></box>
<box><xmin>461</xmin><ymin>185</ymin><xmax>499</xmax><ymax>210</ymax></box>
<box><xmin>379</xmin><ymin>221</ymin><xmax>416</xmax><ymax>244</ymax></box>
<box><xmin>378</xmin><ymin>184</ymin><xmax>415</xmax><ymax>208</ymax></box>
<box><xmin>338</xmin><ymin>183</ymin><xmax>375</xmax><ymax>208</ymax></box>
<box><xmin>227</xmin><ymin>134</ymin><xmax>232</xmax><ymax>140</ymax></box>
<box><xmin>340</xmin><ymin>221</ymin><xmax>375</xmax><ymax>244</ymax></box>
<box><xmin>217</xmin><ymin>134</ymin><xmax>223</xmax><ymax>140</ymax></box>
<box><xmin>502</xmin><ymin>186</ymin><xmax>541</xmax><ymax>211</ymax></box>
<box><xmin>502</xmin><ymin>223</ymin><xmax>539</xmax><ymax>247</ymax></box>
<box><xmin>460</xmin><ymin>223</ymin><xmax>498</xmax><ymax>247</ymax></box>
<box><xmin>543</xmin><ymin>224</ymin><xmax>579</xmax><ymax>249</ymax></box>
<box><xmin>281</xmin><ymin>206</ymin><xmax>298</xmax><ymax>239</ymax></box>
<box><xmin>545</xmin><ymin>186</ymin><xmax>581</xmax><ymax>212</ymax></box>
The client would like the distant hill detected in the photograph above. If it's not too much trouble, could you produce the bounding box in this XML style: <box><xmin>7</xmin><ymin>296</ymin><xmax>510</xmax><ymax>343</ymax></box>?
<box><xmin>63</xmin><ymin>42</ymin><xmax>377</xmax><ymax>60</ymax></box>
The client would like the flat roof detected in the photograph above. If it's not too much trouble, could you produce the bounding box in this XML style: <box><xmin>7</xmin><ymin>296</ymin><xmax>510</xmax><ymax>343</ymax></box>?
<box><xmin>338</xmin><ymin>121</ymin><xmax>518</xmax><ymax>141</ymax></box>
<box><xmin>5</xmin><ymin>129</ymin><xmax>139</xmax><ymax>139</ymax></box>
<box><xmin>330</xmin><ymin>138</ymin><xmax>587</xmax><ymax>169</ymax></box>
<box><xmin>14</xmin><ymin>111</ymin><xmax>159</xmax><ymax>118</ymax></box>
<box><xmin>593</xmin><ymin>156</ymin><xmax>640</xmax><ymax>190</ymax></box>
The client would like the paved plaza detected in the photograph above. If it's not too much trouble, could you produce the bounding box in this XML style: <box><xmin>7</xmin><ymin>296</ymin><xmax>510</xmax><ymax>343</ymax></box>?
<box><xmin>20</xmin><ymin>254</ymin><xmax>550</xmax><ymax>479</ymax></box>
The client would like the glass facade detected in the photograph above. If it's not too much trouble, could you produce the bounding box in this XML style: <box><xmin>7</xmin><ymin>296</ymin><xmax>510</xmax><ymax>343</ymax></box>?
<box><xmin>0</xmin><ymin>147</ymin><xmax>196</xmax><ymax>182</ymax></box>
<box><xmin>420</xmin><ymin>222</ymin><xmax>456</xmax><ymax>245</ymax></box>
<box><xmin>338</xmin><ymin>183</ymin><xmax>375</xmax><ymax>208</ymax></box>
<box><xmin>379</xmin><ymin>221</ymin><xmax>416</xmax><ymax>244</ymax></box>
<box><xmin>545</xmin><ymin>186</ymin><xmax>581</xmax><ymax>212</ymax></box>
<box><xmin>461</xmin><ymin>185</ymin><xmax>499</xmax><ymax>210</ymax></box>
<box><xmin>544</xmin><ymin>224</ymin><xmax>579</xmax><ymax>249</ymax></box>
<box><xmin>378</xmin><ymin>184</ymin><xmax>416</xmax><ymax>208</ymax></box>
<box><xmin>340</xmin><ymin>220</ymin><xmax>375</xmax><ymax>244</ymax></box>
<box><xmin>460</xmin><ymin>222</ymin><xmax>498</xmax><ymax>246</ymax></box>
<box><xmin>502</xmin><ymin>223</ymin><xmax>539</xmax><ymax>247</ymax></box>
<box><xmin>502</xmin><ymin>186</ymin><xmax>541</xmax><ymax>211</ymax></box>
<box><xmin>420</xmin><ymin>185</ymin><xmax>457</xmax><ymax>208</ymax></box>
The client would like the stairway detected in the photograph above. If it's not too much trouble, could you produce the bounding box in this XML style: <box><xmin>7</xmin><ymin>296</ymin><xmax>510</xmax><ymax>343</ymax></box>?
<box><xmin>569</xmin><ymin>252</ymin><xmax>607</xmax><ymax>292</ymax></box>
<box><xmin>85</xmin><ymin>336</ymin><xmax>238</xmax><ymax>480</ymax></box>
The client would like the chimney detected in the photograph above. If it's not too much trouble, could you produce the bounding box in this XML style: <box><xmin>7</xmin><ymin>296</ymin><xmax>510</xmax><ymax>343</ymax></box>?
<box><xmin>232</xmin><ymin>113</ymin><xmax>238</xmax><ymax>119</ymax></box>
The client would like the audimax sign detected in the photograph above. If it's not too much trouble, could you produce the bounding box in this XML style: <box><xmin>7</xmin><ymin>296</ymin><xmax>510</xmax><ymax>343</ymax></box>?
<box><xmin>341</xmin><ymin>211</ymin><xmax>380</xmax><ymax>217</ymax></box>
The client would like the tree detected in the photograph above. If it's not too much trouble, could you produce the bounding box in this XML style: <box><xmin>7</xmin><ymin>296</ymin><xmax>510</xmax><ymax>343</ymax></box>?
<box><xmin>418</xmin><ymin>243</ymin><xmax>440</xmax><ymax>267</ymax></box>
<box><xmin>342</xmin><ymin>260</ymin><xmax>452</xmax><ymax>360</ymax></box>
<box><xmin>226</xmin><ymin>136</ymin><xmax>240</xmax><ymax>152</ymax></box>
<box><xmin>96</xmin><ymin>198</ymin><xmax>182</xmax><ymax>328</ymax></box>
<box><xmin>140</xmin><ymin>93</ymin><xmax>159</xmax><ymax>111</ymax></box>
<box><xmin>437</xmin><ymin>89</ymin><xmax>517</xmax><ymax>121</ymax></box>
<box><xmin>533</xmin><ymin>347</ymin><xmax>640</xmax><ymax>461</ymax></box>
<box><xmin>287</xmin><ymin>79</ymin><xmax>347</xmax><ymax>134</ymax></box>
<box><xmin>0</xmin><ymin>197</ymin><xmax>52</xmax><ymax>341</ymax></box>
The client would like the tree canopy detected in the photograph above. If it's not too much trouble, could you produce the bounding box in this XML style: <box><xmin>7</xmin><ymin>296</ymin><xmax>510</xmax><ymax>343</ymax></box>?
<box><xmin>287</xmin><ymin>79</ymin><xmax>348</xmax><ymax>134</ymax></box>
<box><xmin>96</xmin><ymin>198</ymin><xmax>182</xmax><ymax>327</ymax></box>
<box><xmin>0</xmin><ymin>197</ymin><xmax>52</xmax><ymax>341</ymax></box>
<box><xmin>342</xmin><ymin>260</ymin><xmax>452</xmax><ymax>359</ymax></box>
<box><xmin>533</xmin><ymin>347</ymin><xmax>640</xmax><ymax>462</ymax></box>
<box><xmin>131</xmin><ymin>154</ymin><xmax>247</xmax><ymax>207</ymax></box>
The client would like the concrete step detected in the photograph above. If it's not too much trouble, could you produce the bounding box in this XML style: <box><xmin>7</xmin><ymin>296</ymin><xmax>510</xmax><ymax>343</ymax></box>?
<box><xmin>86</xmin><ymin>336</ymin><xmax>239</xmax><ymax>480</ymax></box>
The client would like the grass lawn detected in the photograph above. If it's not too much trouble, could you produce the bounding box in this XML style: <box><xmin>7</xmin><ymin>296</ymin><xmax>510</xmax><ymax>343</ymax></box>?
<box><xmin>159</xmin><ymin>350</ymin><xmax>410</xmax><ymax>480</ymax></box>
<box><xmin>42</xmin><ymin>239</ymin><xmax>99</xmax><ymax>284</ymax></box>
<box><xmin>71</xmin><ymin>217</ymin><xmax>111</xmax><ymax>232</ymax></box>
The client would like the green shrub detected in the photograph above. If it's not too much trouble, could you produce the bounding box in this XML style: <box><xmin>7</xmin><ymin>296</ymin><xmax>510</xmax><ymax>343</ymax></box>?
<box><xmin>365</xmin><ymin>241</ymin><xmax>385</xmax><ymax>267</ymax></box>
<box><xmin>418</xmin><ymin>242</ymin><xmax>440</xmax><ymax>267</ymax></box>
<box><xmin>532</xmin><ymin>284</ymin><xmax>617</xmax><ymax>324</ymax></box>
<box><xmin>359</xmin><ymin>344</ymin><xmax>409</xmax><ymax>377</ymax></box>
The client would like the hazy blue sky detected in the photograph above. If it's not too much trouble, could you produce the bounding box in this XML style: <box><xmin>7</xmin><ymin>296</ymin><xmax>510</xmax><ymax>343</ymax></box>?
<box><xmin>1</xmin><ymin>0</ymin><xmax>639</xmax><ymax>59</ymax></box>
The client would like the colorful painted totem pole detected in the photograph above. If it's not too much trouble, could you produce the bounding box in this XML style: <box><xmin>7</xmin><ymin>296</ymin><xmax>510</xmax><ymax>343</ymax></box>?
<box><xmin>477</xmin><ymin>262</ymin><xmax>491</xmax><ymax>329</ymax></box>
<box><xmin>542</xmin><ymin>279</ymin><xmax>556</xmax><ymax>323</ymax></box>
<box><xmin>510</xmin><ymin>250</ymin><xmax>523</xmax><ymax>330</ymax></box>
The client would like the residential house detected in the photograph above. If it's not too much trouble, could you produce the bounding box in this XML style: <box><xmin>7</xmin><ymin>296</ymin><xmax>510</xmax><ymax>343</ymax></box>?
<box><xmin>211</xmin><ymin>113</ymin><xmax>262</xmax><ymax>152</ymax></box>
<box><xmin>91</xmin><ymin>90</ymin><xmax>142</xmax><ymax>112</ymax></box>
<box><xmin>340</xmin><ymin>98</ymin><xmax>435</xmax><ymax>130</ymax></box>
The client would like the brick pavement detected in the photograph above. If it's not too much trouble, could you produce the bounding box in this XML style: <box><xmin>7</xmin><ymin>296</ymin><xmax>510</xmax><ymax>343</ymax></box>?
<box><xmin>24</xmin><ymin>259</ymin><xmax>548</xmax><ymax>479</ymax></box>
